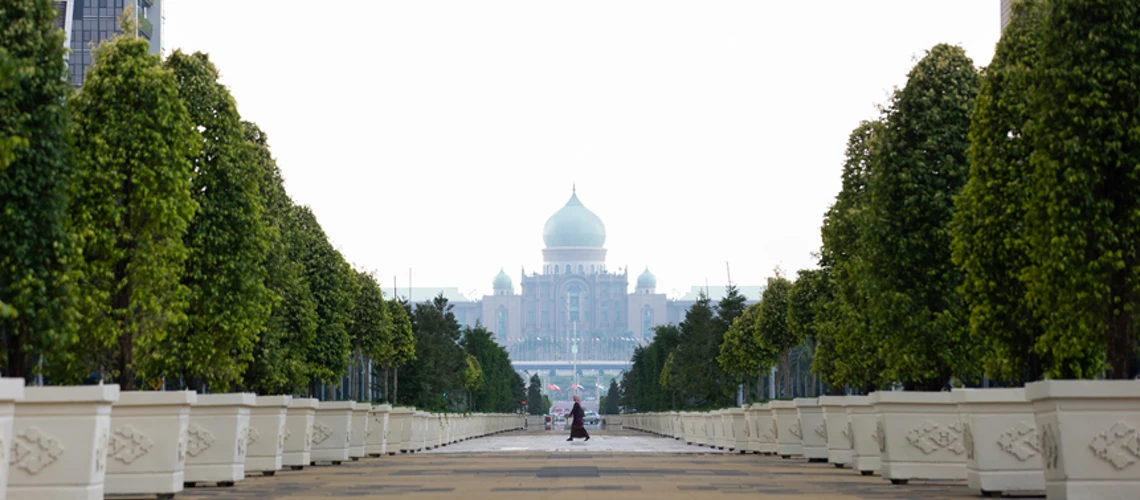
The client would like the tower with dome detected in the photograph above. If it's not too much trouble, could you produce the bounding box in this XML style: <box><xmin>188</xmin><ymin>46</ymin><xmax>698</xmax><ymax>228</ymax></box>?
<box><xmin>463</xmin><ymin>187</ymin><xmax>761</xmax><ymax>365</ymax></box>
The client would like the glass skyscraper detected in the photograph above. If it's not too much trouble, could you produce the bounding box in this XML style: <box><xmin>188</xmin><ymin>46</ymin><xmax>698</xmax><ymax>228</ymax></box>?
<box><xmin>56</xmin><ymin>0</ymin><xmax>164</xmax><ymax>87</ymax></box>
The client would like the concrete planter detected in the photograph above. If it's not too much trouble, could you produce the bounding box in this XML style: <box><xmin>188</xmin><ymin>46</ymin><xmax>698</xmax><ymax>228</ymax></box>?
<box><xmin>1026</xmin><ymin>380</ymin><xmax>1140</xmax><ymax>500</ymax></box>
<box><xmin>349</xmin><ymin>403</ymin><xmax>370</xmax><ymax>459</ymax></box>
<box><xmin>389</xmin><ymin>407</ymin><xmax>413</xmax><ymax>452</ymax></box>
<box><xmin>105</xmin><ymin>391</ymin><xmax>195</xmax><ymax>499</ymax></box>
<box><xmin>795</xmin><ymin>398</ymin><xmax>828</xmax><ymax>462</ymax></box>
<box><xmin>953</xmin><ymin>388</ymin><xmax>1043</xmax><ymax>497</ymax></box>
<box><xmin>727</xmin><ymin>408</ymin><xmax>746</xmax><ymax>452</ymax></box>
<box><xmin>0</xmin><ymin>378</ymin><xmax>24</xmax><ymax>500</ymax></box>
<box><xmin>9</xmin><ymin>385</ymin><xmax>119</xmax><ymax>500</ymax></box>
<box><xmin>367</xmin><ymin>404</ymin><xmax>391</xmax><ymax>457</ymax></box>
<box><xmin>771</xmin><ymin>401</ymin><xmax>803</xmax><ymax>458</ymax></box>
<box><xmin>185</xmin><ymin>393</ymin><xmax>255</xmax><ymax>487</ymax></box>
<box><xmin>672</xmin><ymin>412</ymin><xmax>683</xmax><ymax>440</ymax></box>
<box><xmin>847</xmin><ymin>395</ymin><xmax>879</xmax><ymax>476</ymax></box>
<box><xmin>871</xmin><ymin>391</ymin><xmax>966</xmax><ymax>485</ymax></box>
<box><xmin>754</xmin><ymin>403</ymin><xmax>778</xmax><ymax>455</ymax></box>
<box><xmin>742</xmin><ymin>405</ymin><xmax>760</xmax><ymax>453</ymax></box>
<box><xmin>409</xmin><ymin>411</ymin><xmax>426</xmax><ymax>452</ymax></box>
<box><xmin>246</xmin><ymin>395</ymin><xmax>291</xmax><ymax>476</ymax></box>
<box><xmin>282</xmin><ymin>398</ymin><xmax>317</xmax><ymax>471</ymax></box>
<box><xmin>819</xmin><ymin>395</ymin><xmax>853</xmax><ymax>468</ymax></box>
<box><xmin>311</xmin><ymin>401</ymin><xmax>353</xmax><ymax>464</ymax></box>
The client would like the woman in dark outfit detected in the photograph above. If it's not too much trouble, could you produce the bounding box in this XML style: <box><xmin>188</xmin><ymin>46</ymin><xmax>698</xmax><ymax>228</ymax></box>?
<box><xmin>566</xmin><ymin>395</ymin><xmax>590</xmax><ymax>441</ymax></box>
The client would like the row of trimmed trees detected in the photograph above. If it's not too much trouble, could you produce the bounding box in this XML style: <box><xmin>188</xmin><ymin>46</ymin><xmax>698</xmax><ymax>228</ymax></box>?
<box><xmin>619</xmin><ymin>0</ymin><xmax>1140</xmax><ymax>409</ymax></box>
<box><xmin>0</xmin><ymin>2</ymin><xmax>418</xmax><ymax>398</ymax></box>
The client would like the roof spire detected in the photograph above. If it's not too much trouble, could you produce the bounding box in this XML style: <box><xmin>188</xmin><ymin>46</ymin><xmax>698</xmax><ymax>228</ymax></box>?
<box><xmin>572</xmin><ymin>182</ymin><xmax>576</xmax><ymax>194</ymax></box>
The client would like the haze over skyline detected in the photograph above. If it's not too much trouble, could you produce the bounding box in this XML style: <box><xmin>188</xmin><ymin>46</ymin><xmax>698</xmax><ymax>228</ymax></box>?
<box><xmin>163</xmin><ymin>1</ymin><xmax>1001</xmax><ymax>301</ymax></box>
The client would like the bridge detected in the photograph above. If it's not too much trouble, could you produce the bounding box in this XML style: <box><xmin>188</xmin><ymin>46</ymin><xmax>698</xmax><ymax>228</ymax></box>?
<box><xmin>511</xmin><ymin>360</ymin><xmax>632</xmax><ymax>373</ymax></box>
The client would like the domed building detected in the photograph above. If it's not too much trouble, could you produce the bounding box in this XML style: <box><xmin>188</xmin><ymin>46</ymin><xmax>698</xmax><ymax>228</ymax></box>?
<box><xmin>419</xmin><ymin>187</ymin><xmax>761</xmax><ymax>367</ymax></box>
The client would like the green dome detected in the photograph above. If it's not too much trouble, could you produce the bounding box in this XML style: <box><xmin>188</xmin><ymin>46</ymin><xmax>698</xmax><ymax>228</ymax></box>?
<box><xmin>542</xmin><ymin>187</ymin><xmax>606</xmax><ymax>248</ymax></box>
<box><xmin>493</xmin><ymin>269</ymin><xmax>512</xmax><ymax>289</ymax></box>
<box><xmin>637</xmin><ymin>267</ymin><xmax>657</xmax><ymax>287</ymax></box>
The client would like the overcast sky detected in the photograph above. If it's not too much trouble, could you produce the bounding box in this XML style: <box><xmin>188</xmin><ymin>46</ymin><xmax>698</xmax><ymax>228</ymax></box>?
<box><xmin>163</xmin><ymin>1</ymin><xmax>1001</xmax><ymax>302</ymax></box>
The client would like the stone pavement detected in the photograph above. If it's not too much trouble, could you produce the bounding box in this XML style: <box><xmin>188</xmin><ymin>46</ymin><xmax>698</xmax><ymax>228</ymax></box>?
<box><xmin>175</xmin><ymin>428</ymin><xmax>979</xmax><ymax>499</ymax></box>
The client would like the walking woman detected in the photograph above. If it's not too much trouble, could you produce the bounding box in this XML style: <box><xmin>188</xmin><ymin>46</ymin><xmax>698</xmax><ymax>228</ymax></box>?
<box><xmin>566</xmin><ymin>395</ymin><xmax>590</xmax><ymax>442</ymax></box>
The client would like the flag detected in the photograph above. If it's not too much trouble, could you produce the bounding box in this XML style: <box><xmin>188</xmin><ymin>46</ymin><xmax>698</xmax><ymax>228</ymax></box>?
<box><xmin>548</xmin><ymin>383</ymin><xmax>561</xmax><ymax>391</ymax></box>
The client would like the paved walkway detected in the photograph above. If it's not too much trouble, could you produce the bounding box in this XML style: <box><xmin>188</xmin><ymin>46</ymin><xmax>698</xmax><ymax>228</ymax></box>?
<box><xmin>177</xmin><ymin>429</ymin><xmax>978</xmax><ymax>499</ymax></box>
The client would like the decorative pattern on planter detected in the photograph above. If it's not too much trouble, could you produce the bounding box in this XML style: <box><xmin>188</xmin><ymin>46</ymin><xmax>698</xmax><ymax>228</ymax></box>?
<box><xmin>95</xmin><ymin>428</ymin><xmax>108</xmax><ymax>472</ymax></box>
<box><xmin>789</xmin><ymin>421</ymin><xmax>802</xmax><ymax>439</ymax></box>
<box><xmin>815</xmin><ymin>423</ymin><xmax>827</xmax><ymax>439</ymax></box>
<box><xmin>997</xmin><ymin>421</ymin><xmax>1039</xmax><ymax>462</ymax></box>
<box><xmin>237</xmin><ymin>427</ymin><xmax>250</xmax><ymax>456</ymax></box>
<box><xmin>0</xmin><ymin>431</ymin><xmax>5</xmax><ymax>462</ymax></box>
<box><xmin>345</xmin><ymin>427</ymin><xmax>352</xmax><ymax>446</ymax></box>
<box><xmin>177</xmin><ymin>423</ymin><xmax>188</xmax><ymax>462</ymax></box>
<box><xmin>767</xmin><ymin>421</ymin><xmax>778</xmax><ymax>441</ymax></box>
<box><xmin>110</xmin><ymin>425</ymin><xmax>155</xmax><ymax>464</ymax></box>
<box><xmin>1039</xmin><ymin>422</ymin><xmax>1059</xmax><ymax>470</ymax></box>
<box><xmin>964</xmin><ymin>422</ymin><xmax>975</xmax><ymax>460</ymax></box>
<box><xmin>905</xmin><ymin>420</ymin><xmax>966</xmax><ymax>455</ymax></box>
<box><xmin>311</xmin><ymin>421</ymin><xmax>332</xmax><ymax>445</ymax></box>
<box><xmin>10</xmin><ymin>427</ymin><xmax>65</xmax><ymax>474</ymax></box>
<box><xmin>305</xmin><ymin>423</ymin><xmax>314</xmax><ymax>446</ymax></box>
<box><xmin>744</xmin><ymin>421</ymin><xmax>751</xmax><ymax>438</ymax></box>
<box><xmin>843</xmin><ymin>421</ymin><xmax>854</xmax><ymax>448</ymax></box>
<box><xmin>186</xmin><ymin>424</ymin><xmax>216</xmax><ymax>457</ymax></box>
<box><xmin>1089</xmin><ymin>421</ymin><xmax>1140</xmax><ymax>470</ymax></box>
<box><xmin>247</xmin><ymin>426</ymin><xmax>260</xmax><ymax>446</ymax></box>
<box><xmin>874</xmin><ymin>420</ymin><xmax>886</xmax><ymax>453</ymax></box>
<box><xmin>278</xmin><ymin>422</ymin><xmax>288</xmax><ymax>451</ymax></box>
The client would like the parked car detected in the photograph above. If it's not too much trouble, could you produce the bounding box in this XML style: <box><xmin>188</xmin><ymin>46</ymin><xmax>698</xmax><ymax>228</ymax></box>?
<box><xmin>583</xmin><ymin>411</ymin><xmax>600</xmax><ymax>425</ymax></box>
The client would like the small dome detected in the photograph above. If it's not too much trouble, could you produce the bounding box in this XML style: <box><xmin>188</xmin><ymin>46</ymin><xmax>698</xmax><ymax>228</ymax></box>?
<box><xmin>637</xmin><ymin>267</ymin><xmax>657</xmax><ymax>288</ymax></box>
<box><xmin>542</xmin><ymin>187</ymin><xmax>606</xmax><ymax>248</ymax></box>
<box><xmin>493</xmin><ymin>269</ymin><xmax>512</xmax><ymax>289</ymax></box>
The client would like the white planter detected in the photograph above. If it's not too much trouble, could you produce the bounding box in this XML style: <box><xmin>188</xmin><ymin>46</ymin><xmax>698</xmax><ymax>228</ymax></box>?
<box><xmin>819</xmin><ymin>395</ymin><xmax>853</xmax><ymax>468</ymax></box>
<box><xmin>795</xmin><ymin>398</ymin><xmax>828</xmax><ymax>462</ymax></box>
<box><xmin>366</xmin><ymin>404</ymin><xmax>391</xmax><ymax>457</ymax></box>
<box><xmin>311</xmin><ymin>401</ymin><xmax>353</xmax><ymax>464</ymax></box>
<box><xmin>727</xmin><ymin>408</ymin><xmax>746</xmax><ymax>452</ymax></box>
<box><xmin>0</xmin><ymin>378</ymin><xmax>25</xmax><ymax>500</ymax></box>
<box><xmin>847</xmin><ymin>395</ymin><xmax>879</xmax><ymax>476</ymax></box>
<box><xmin>10</xmin><ymin>384</ymin><xmax>119</xmax><ymax>500</ymax></box>
<box><xmin>349</xmin><ymin>402</ymin><xmax>370</xmax><ymax>459</ymax></box>
<box><xmin>105</xmin><ymin>391</ymin><xmax>195</xmax><ymax>499</ymax></box>
<box><xmin>1026</xmin><ymin>380</ymin><xmax>1140</xmax><ymax>500</ymax></box>
<box><xmin>871</xmin><ymin>391</ymin><xmax>966</xmax><ymax>484</ymax></box>
<box><xmin>953</xmin><ymin>388</ymin><xmax>1043</xmax><ymax>497</ymax></box>
<box><xmin>185</xmin><ymin>393</ymin><xmax>255</xmax><ymax>487</ymax></box>
<box><xmin>742</xmin><ymin>405</ymin><xmax>759</xmax><ymax>453</ymax></box>
<box><xmin>771</xmin><ymin>400</ymin><xmax>803</xmax><ymax>458</ymax></box>
<box><xmin>389</xmin><ymin>407</ymin><xmax>413</xmax><ymax>452</ymax></box>
<box><xmin>282</xmin><ymin>398</ymin><xmax>317</xmax><ymax>470</ymax></box>
<box><xmin>246</xmin><ymin>395</ymin><xmax>291</xmax><ymax>476</ymax></box>
<box><xmin>754</xmin><ymin>403</ymin><xmax>778</xmax><ymax>455</ymax></box>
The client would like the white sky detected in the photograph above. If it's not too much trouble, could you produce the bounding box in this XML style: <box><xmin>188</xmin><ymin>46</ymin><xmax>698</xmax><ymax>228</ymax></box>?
<box><xmin>163</xmin><ymin>1</ymin><xmax>1001</xmax><ymax>302</ymax></box>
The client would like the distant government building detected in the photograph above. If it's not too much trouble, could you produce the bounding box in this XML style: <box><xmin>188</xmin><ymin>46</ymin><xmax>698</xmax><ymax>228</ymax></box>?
<box><xmin>400</xmin><ymin>188</ymin><xmax>761</xmax><ymax>374</ymax></box>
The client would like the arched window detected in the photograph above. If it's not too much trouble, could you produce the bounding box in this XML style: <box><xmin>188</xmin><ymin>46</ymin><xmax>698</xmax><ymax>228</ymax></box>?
<box><xmin>554</xmin><ymin>265</ymin><xmax>559</xmax><ymax>275</ymax></box>
<box><xmin>590</xmin><ymin>264</ymin><xmax>595</xmax><ymax>274</ymax></box>
<box><xmin>578</xmin><ymin>264</ymin><xmax>584</xmax><ymax>274</ymax></box>
<box><xmin>565</xmin><ymin>282</ymin><xmax>583</xmax><ymax>322</ymax></box>
<box><xmin>564</xmin><ymin>264</ymin><xmax>571</xmax><ymax>274</ymax></box>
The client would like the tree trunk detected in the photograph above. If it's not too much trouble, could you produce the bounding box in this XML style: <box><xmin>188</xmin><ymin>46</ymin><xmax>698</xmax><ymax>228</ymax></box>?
<box><xmin>1108</xmin><ymin>271</ymin><xmax>1134</xmax><ymax>379</ymax></box>
<box><xmin>383</xmin><ymin>361</ymin><xmax>390</xmax><ymax>402</ymax></box>
<box><xmin>5</xmin><ymin>326</ymin><xmax>28</xmax><ymax>379</ymax></box>
<box><xmin>393</xmin><ymin>366</ymin><xmax>399</xmax><ymax>403</ymax></box>
<box><xmin>781</xmin><ymin>351</ymin><xmax>791</xmax><ymax>398</ymax></box>
<box><xmin>112</xmin><ymin>257</ymin><xmax>136</xmax><ymax>391</ymax></box>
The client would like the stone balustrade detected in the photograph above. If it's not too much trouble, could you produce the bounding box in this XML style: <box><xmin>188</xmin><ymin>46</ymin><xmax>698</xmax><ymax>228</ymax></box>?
<box><xmin>0</xmin><ymin>378</ymin><xmax>524</xmax><ymax>500</ymax></box>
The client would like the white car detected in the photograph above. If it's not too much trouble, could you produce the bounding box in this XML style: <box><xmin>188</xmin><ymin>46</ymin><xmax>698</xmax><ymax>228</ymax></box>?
<box><xmin>583</xmin><ymin>411</ymin><xmax>601</xmax><ymax>425</ymax></box>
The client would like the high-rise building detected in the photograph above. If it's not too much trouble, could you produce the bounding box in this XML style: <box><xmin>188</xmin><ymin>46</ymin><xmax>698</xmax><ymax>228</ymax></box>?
<box><xmin>1001</xmin><ymin>0</ymin><xmax>1013</xmax><ymax>32</ymax></box>
<box><xmin>58</xmin><ymin>0</ymin><xmax>164</xmax><ymax>87</ymax></box>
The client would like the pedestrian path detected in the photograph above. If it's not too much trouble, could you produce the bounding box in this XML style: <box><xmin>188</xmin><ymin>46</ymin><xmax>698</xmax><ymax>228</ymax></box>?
<box><xmin>176</xmin><ymin>429</ymin><xmax>976</xmax><ymax>499</ymax></box>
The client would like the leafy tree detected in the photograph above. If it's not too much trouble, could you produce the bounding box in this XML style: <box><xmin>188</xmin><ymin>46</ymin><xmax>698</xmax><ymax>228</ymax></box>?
<box><xmin>379</xmin><ymin>298</ymin><xmax>415</xmax><ymax>402</ymax></box>
<box><xmin>461</xmin><ymin>323</ymin><xmax>520</xmax><ymax>412</ymax></box>
<box><xmin>620</xmin><ymin>324</ymin><xmax>679</xmax><ymax>411</ymax></box>
<box><xmin>788</xmin><ymin>269</ymin><xmax>832</xmax><ymax>395</ymax></box>
<box><xmin>755</xmin><ymin>273</ymin><xmax>796</xmax><ymax>397</ymax></box>
<box><xmin>293</xmin><ymin>206</ymin><xmax>354</xmax><ymax>390</ymax></box>
<box><xmin>349</xmin><ymin>269</ymin><xmax>391</xmax><ymax>391</ymax></box>
<box><xmin>603</xmin><ymin>378</ymin><xmax>620</xmax><ymax>414</ymax></box>
<box><xmin>0</xmin><ymin>0</ymin><xmax>78</xmax><ymax>379</ymax></box>
<box><xmin>159</xmin><ymin>51</ymin><xmax>271</xmax><ymax>392</ymax></box>
<box><xmin>670</xmin><ymin>292</ymin><xmax>731</xmax><ymax>407</ymax></box>
<box><xmin>527</xmin><ymin>373</ymin><xmax>544</xmax><ymax>415</ymax></box>
<box><xmin>68</xmin><ymin>12</ymin><xmax>197</xmax><ymax>389</ymax></box>
<box><xmin>717</xmin><ymin>303</ymin><xmax>769</xmax><ymax>398</ymax></box>
<box><xmin>863</xmin><ymin>44</ymin><xmax>980</xmax><ymax>390</ymax></box>
<box><xmin>398</xmin><ymin>294</ymin><xmax>464</xmax><ymax>410</ymax></box>
<box><xmin>951</xmin><ymin>0</ymin><xmax>1047</xmax><ymax>384</ymax></box>
<box><xmin>1022</xmin><ymin>0</ymin><xmax>1140</xmax><ymax>379</ymax></box>
<box><xmin>817</xmin><ymin>121</ymin><xmax>886</xmax><ymax>393</ymax></box>
<box><xmin>240</xmin><ymin>122</ymin><xmax>318</xmax><ymax>395</ymax></box>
